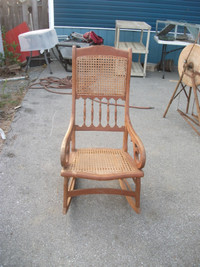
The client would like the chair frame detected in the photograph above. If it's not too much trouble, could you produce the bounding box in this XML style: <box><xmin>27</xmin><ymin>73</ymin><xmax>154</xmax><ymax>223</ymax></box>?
<box><xmin>60</xmin><ymin>45</ymin><xmax>146</xmax><ymax>214</ymax></box>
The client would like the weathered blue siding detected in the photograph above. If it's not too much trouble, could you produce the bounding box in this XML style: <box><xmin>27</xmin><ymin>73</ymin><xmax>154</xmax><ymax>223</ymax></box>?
<box><xmin>54</xmin><ymin>0</ymin><xmax>200</xmax><ymax>30</ymax></box>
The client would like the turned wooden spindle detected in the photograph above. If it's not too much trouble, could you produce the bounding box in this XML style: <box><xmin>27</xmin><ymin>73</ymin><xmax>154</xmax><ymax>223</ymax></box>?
<box><xmin>107</xmin><ymin>99</ymin><xmax>110</xmax><ymax>126</ymax></box>
<box><xmin>83</xmin><ymin>99</ymin><xmax>86</xmax><ymax>125</ymax></box>
<box><xmin>115</xmin><ymin>100</ymin><xmax>117</xmax><ymax>126</ymax></box>
<box><xmin>99</xmin><ymin>99</ymin><xmax>102</xmax><ymax>126</ymax></box>
<box><xmin>91</xmin><ymin>99</ymin><xmax>94</xmax><ymax>126</ymax></box>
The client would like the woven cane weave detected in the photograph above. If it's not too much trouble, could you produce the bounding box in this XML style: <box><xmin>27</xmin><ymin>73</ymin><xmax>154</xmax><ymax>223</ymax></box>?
<box><xmin>65</xmin><ymin>148</ymin><xmax>140</xmax><ymax>175</ymax></box>
<box><xmin>76</xmin><ymin>55</ymin><xmax>128</xmax><ymax>97</ymax></box>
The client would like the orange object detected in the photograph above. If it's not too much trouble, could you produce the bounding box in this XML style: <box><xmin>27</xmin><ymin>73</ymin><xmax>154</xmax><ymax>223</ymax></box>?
<box><xmin>5</xmin><ymin>22</ymin><xmax>39</xmax><ymax>63</ymax></box>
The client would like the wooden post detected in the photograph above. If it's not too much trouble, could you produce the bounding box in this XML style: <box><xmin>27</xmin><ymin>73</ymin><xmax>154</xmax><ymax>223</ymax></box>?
<box><xmin>22</xmin><ymin>2</ymin><xmax>28</xmax><ymax>25</ymax></box>
<box><xmin>9</xmin><ymin>2</ymin><xmax>17</xmax><ymax>29</ymax></box>
<box><xmin>1</xmin><ymin>0</ymin><xmax>9</xmax><ymax>31</ymax></box>
<box><xmin>31</xmin><ymin>0</ymin><xmax>38</xmax><ymax>30</ymax></box>
<box><xmin>0</xmin><ymin>22</ymin><xmax>4</xmax><ymax>56</ymax></box>
<box><xmin>41</xmin><ymin>0</ymin><xmax>48</xmax><ymax>28</ymax></box>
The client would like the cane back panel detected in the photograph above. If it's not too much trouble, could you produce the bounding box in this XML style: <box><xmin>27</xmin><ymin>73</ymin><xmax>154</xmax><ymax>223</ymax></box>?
<box><xmin>74</xmin><ymin>47</ymin><xmax>130</xmax><ymax>99</ymax></box>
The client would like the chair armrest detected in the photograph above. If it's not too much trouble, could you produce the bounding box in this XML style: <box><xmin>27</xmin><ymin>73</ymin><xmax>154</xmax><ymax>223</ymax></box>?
<box><xmin>60</xmin><ymin>118</ymin><xmax>74</xmax><ymax>167</ymax></box>
<box><xmin>126</xmin><ymin>117</ymin><xmax>146</xmax><ymax>169</ymax></box>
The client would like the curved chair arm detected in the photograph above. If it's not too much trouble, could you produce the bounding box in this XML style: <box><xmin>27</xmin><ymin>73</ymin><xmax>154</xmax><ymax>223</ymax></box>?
<box><xmin>126</xmin><ymin>117</ymin><xmax>146</xmax><ymax>169</ymax></box>
<box><xmin>60</xmin><ymin>118</ymin><xmax>74</xmax><ymax>167</ymax></box>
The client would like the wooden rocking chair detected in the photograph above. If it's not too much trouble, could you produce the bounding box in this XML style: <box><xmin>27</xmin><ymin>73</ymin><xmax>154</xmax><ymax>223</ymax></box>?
<box><xmin>60</xmin><ymin>45</ymin><xmax>146</xmax><ymax>214</ymax></box>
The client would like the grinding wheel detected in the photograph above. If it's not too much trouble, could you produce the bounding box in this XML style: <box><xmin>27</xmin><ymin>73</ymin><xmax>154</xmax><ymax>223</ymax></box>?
<box><xmin>178</xmin><ymin>44</ymin><xmax>200</xmax><ymax>87</ymax></box>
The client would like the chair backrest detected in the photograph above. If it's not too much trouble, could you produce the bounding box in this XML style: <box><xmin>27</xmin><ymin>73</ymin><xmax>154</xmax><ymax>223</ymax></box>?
<box><xmin>72</xmin><ymin>45</ymin><xmax>132</xmax><ymax>132</ymax></box>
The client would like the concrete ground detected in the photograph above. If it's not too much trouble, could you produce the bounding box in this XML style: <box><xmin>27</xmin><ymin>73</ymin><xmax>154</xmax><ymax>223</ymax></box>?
<box><xmin>0</xmin><ymin>60</ymin><xmax>200</xmax><ymax>267</ymax></box>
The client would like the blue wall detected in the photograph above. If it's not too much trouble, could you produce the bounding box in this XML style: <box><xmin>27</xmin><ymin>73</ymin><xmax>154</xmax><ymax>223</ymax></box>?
<box><xmin>54</xmin><ymin>0</ymin><xmax>200</xmax><ymax>31</ymax></box>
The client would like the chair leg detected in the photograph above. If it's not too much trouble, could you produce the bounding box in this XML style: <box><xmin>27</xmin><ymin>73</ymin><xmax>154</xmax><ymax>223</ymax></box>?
<box><xmin>134</xmin><ymin>177</ymin><xmax>141</xmax><ymax>212</ymax></box>
<box><xmin>63</xmin><ymin>177</ymin><xmax>76</xmax><ymax>214</ymax></box>
<box><xmin>119</xmin><ymin>178</ymin><xmax>141</xmax><ymax>214</ymax></box>
<box><xmin>63</xmin><ymin>177</ymin><xmax>68</xmax><ymax>214</ymax></box>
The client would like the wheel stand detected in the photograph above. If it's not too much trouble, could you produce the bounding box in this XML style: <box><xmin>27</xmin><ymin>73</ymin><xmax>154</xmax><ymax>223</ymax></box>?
<box><xmin>163</xmin><ymin>68</ymin><xmax>200</xmax><ymax>136</ymax></box>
